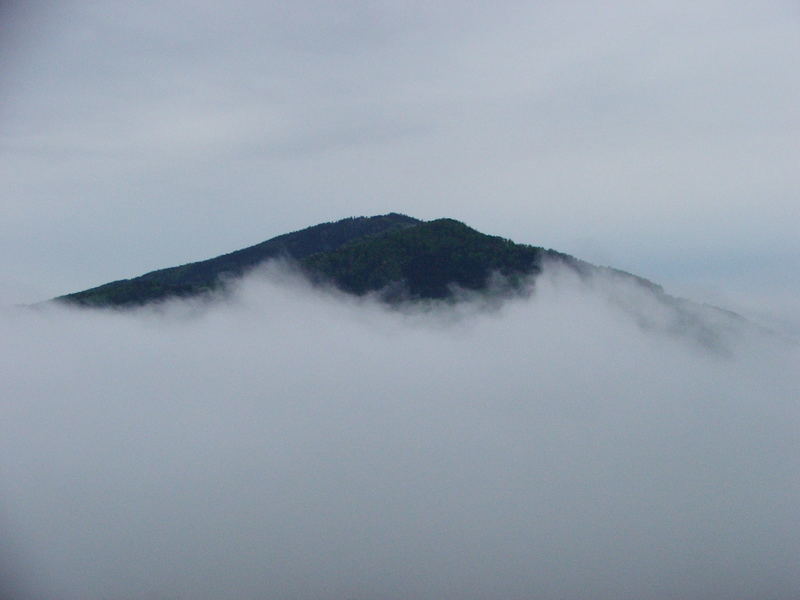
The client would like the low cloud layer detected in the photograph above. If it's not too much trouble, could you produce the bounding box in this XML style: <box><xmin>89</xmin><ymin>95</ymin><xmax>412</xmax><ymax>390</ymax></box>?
<box><xmin>2</xmin><ymin>264</ymin><xmax>798</xmax><ymax>600</ymax></box>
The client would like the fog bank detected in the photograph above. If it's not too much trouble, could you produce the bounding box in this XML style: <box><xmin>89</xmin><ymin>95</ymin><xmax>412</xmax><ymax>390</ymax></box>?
<box><xmin>2</xmin><ymin>264</ymin><xmax>798</xmax><ymax>600</ymax></box>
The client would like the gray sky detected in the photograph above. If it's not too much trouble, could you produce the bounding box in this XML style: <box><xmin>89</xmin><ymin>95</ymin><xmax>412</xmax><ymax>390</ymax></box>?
<box><xmin>2</xmin><ymin>0</ymin><xmax>799</xmax><ymax>320</ymax></box>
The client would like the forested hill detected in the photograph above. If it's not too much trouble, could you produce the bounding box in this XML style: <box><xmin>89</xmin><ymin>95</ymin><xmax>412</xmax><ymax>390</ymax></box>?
<box><xmin>54</xmin><ymin>214</ymin><xmax>650</xmax><ymax>307</ymax></box>
<box><xmin>57</xmin><ymin>213</ymin><xmax>419</xmax><ymax>306</ymax></box>
<box><xmin>303</xmin><ymin>218</ymin><xmax>575</xmax><ymax>300</ymax></box>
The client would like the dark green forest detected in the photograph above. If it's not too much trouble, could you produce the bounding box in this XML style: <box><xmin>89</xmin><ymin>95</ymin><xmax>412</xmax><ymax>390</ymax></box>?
<box><xmin>303</xmin><ymin>218</ymin><xmax>567</xmax><ymax>299</ymax></box>
<box><xmin>57</xmin><ymin>213</ymin><xmax>419</xmax><ymax>306</ymax></box>
<box><xmin>55</xmin><ymin>214</ymin><xmax>644</xmax><ymax>308</ymax></box>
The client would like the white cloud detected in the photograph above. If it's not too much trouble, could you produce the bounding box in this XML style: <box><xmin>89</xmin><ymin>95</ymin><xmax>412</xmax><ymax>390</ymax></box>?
<box><xmin>2</xmin><ymin>263</ymin><xmax>797</xmax><ymax>599</ymax></box>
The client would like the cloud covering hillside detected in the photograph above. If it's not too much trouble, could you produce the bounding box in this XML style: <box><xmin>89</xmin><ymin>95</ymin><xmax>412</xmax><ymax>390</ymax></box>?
<box><xmin>2</xmin><ymin>263</ymin><xmax>798</xmax><ymax>600</ymax></box>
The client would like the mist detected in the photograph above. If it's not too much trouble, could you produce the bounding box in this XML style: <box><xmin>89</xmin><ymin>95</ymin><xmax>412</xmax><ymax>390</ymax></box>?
<box><xmin>2</xmin><ymin>263</ymin><xmax>798</xmax><ymax>600</ymax></box>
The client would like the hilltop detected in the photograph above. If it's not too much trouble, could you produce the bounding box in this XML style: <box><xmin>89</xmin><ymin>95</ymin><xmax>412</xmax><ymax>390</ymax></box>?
<box><xmin>56</xmin><ymin>213</ymin><xmax>603</xmax><ymax>307</ymax></box>
<box><xmin>50</xmin><ymin>212</ymin><xmax>760</xmax><ymax>350</ymax></box>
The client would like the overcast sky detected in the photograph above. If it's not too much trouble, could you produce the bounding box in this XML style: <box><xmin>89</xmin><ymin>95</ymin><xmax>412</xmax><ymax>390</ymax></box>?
<box><xmin>2</xmin><ymin>0</ymin><xmax>799</xmax><ymax>318</ymax></box>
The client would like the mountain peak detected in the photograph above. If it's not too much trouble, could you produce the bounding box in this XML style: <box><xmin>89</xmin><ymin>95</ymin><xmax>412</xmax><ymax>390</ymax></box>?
<box><xmin>52</xmin><ymin>214</ymin><xmax>625</xmax><ymax>308</ymax></box>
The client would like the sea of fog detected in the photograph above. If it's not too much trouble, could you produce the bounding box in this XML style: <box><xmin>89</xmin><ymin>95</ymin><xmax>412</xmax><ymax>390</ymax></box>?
<box><xmin>1</xmin><ymin>263</ymin><xmax>798</xmax><ymax>600</ymax></box>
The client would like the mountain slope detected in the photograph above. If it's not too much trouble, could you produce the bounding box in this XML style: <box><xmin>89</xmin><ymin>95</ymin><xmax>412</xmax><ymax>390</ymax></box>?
<box><xmin>53</xmin><ymin>213</ymin><xmax>681</xmax><ymax>314</ymax></box>
<box><xmin>57</xmin><ymin>213</ymin><xmax>421</xmax><ymax>307</ymax></box>
<box><xmin>51</xmin><ymin>213</ymin><xmax>758</xmax><ymax>348</ymax></box>
<box><xmin>58</xmin><ymin>214</ymin><xmax>572</xmax><ymax>307</ymax></box>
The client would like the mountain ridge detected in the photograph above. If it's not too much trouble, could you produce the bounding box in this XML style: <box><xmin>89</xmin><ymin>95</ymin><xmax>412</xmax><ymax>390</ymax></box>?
<box><xmin>54</xmin><ymin>213</ymin><xmax>670</xmax><ymax>309</ymax></box>
<box><xmin>56</xmin><ymin>213</ymin><xmax>421</xmax><ymax>307</ymax></box>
